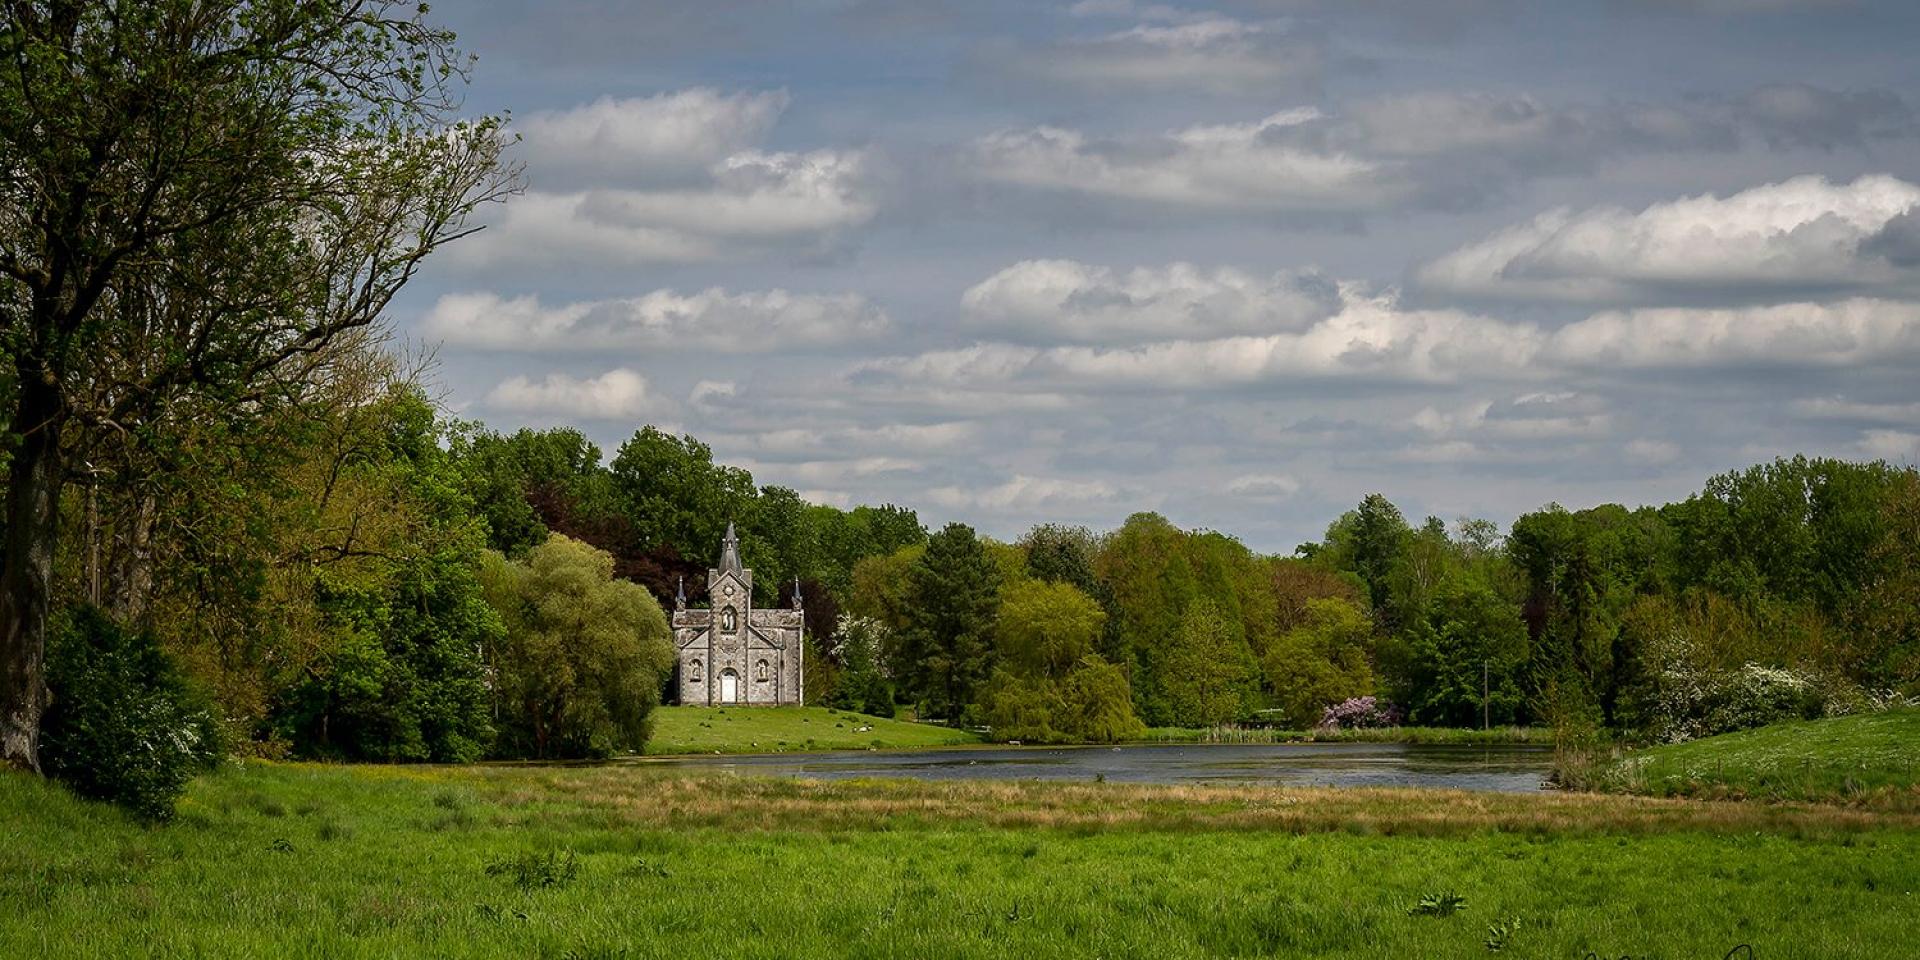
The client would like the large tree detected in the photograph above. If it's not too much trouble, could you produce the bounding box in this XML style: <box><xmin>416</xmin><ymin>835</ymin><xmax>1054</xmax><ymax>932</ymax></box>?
<box><xmin>1262</xmin><ymin>596</ymin><xmax>1376</xmax><ymax>728</ymax></box>
<box><xmin>993</xmin><ymin>579</ymin><xmax>1105</xmax><ymax>680</ymax></box>
<box><xmin>901</xmin><ymin>523</ymin><xmax>1001</xmax><ymax>719</ymax></box>
<box><xmin>0</xmin><ymin>1</ymin><xmax>512</xmax><ymax>770</ymax></box>
<box><xmin>479</xmin><ymin>536</ymin><xmax>674</xmax><ymax>759</ymax></box>
<box><xmin>1096</xmin><ymin>512</ymin><xmax>1198</xmax><ymax>716</ymax></box>
<box><xmin>1158</xmin><ymin>598</ymin><xmax>1258</xmax><ymax>727</ymax></box>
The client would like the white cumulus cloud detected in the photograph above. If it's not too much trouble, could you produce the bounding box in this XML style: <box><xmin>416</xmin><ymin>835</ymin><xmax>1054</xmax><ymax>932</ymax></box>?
<box><xmin>485</xmin><ymin>369</ymin><xmax>657</xmax><ymax>420</ymax></box>
<box><xmin>971</xmin><ymin>111</ymin><xmax>1402</xmax><ymax>215</ymax></box>
<box><xmin>1227</xmin><ymin>474</ymin><xmax>1302</xmax><ymax>500</ymax></box>
<box><xmin>925</xmin><ymin>474</ymin><xmax>1123</xmax><ymax>512</ymax></box>
<box><xmin>962</xmin><ymin>259</ymin><xmax>1338</xmax><ymax>344</ymax></box>
<box><xmin>1546</xmin><ymin>298</ymin><xmax>1920</xmax><ymax>368</ymax></box>
<box><xmin>450</xmin><ymin>149</ymin><xmax>877</xmax><ymax>267</ymax></box>
<box><xmin>864</xmin><ymin>284</ymin><xmax>1544</xmax><ymax>390</ymax></box>
<box><xmin>517</xmin><ymin>88</ymin><xmax>789</xmax><ymax>186</ymax></box>
<box><xmin>1418</xmin><ymin>174</ymin><xmax>1920</xmax><ymax>302</ymax></box>
<box><xmin>423</xmin><ymin>287</ymin><xmax>889</xmax><ymax>353</ymax></box>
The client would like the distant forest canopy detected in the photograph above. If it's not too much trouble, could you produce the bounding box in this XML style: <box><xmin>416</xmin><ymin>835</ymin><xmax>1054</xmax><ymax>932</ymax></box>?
<box><xmin>455</xmin><ymin>413</ymin><xmax>1920</xmax><ymax>736</ymax></box>
<box><xmin>33</xmin><ymin>341</ymin><xmax>1920</xmax><ymax>760</ymax></box>
<box><xmin>14</xmin><ymin>363</ymin><xmax>1920</xmax><ymax>760</ymax></box>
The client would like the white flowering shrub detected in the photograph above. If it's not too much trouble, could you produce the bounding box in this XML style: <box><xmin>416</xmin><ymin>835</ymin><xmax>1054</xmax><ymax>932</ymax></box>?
<box><xmin>1624</xmin><ymin>630</ymin><xmax>1824</xmax><ymax>744</ymax></box>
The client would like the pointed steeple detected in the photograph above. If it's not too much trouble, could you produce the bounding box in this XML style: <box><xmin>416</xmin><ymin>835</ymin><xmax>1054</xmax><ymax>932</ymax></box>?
<box><xmin>675</xmin><ymin>575</ymin><xmax>686</xmax><ymax>611</ymax></box>
<box><xmin>792</xmin><ymin>576</ymin><xmax>804</xmax><ymax>610</ymax></box>
<box><xmin>718</xmin><ymin>521</ymin><xmax>743</xmax><ymax>574</ymax></box>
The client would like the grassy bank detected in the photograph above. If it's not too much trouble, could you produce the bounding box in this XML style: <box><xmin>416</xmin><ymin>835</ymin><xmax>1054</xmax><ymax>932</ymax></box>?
<box><xmin>1571</xmin><ymin>709</ymin><xmax>1920</xmax><ymax>808</ymax></box>
<box><xmin>1138</xmin><ymin>725</ymin><xmax>1547</xmax><ymax>745</ymax></box>
<box><xmin>5</xmin><ymin>762</ymin><xmax>1919</xmax><ymax>958</ymax></box>
<box><xmin>647</xmin><ymin>708</ymin><xmax>1540</xmax><ymax>756</ymax></box>
<box><xmin>645</xmin><ymin>705</ymin><xmax>979</xmax><ymax>755</ymax></box>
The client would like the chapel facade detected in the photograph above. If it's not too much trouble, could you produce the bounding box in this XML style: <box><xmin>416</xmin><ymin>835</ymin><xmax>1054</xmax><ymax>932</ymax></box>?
<box><xmin>670</xmin><ymin>523</ymin><xmax>804</xmax><ymax>705</ymax></box>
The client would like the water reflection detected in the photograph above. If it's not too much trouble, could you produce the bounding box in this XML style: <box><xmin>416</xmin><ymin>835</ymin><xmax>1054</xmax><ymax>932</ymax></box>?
<box><xmin>639</xmin><ymin>742</ymin><xmax>1554</xmax><ymax>794</ymax></box>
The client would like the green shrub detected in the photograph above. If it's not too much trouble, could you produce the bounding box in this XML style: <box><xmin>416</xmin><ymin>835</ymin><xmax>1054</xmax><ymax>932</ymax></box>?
<box><xmin>42</xmin><ymin>606</ymin><xmax>222</xmax><ymax>821</ymax></box>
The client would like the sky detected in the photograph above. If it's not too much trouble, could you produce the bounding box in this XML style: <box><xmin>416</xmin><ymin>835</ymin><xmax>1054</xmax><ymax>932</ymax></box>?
<box><xmin>396</xmin><ymin>0</ymin><xmax>1920</xmax><ymax>552</ymax></box>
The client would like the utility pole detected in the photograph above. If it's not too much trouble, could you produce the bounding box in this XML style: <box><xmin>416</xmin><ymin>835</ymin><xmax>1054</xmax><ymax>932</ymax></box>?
<box><xmin>1482</xmin><ymin>661</ymin><xmax>1490</xmax><ymax>732</ymax></box>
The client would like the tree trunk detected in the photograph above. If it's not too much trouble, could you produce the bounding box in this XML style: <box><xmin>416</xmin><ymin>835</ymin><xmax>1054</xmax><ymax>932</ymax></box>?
<box><xmin>105</xmin><ymin>493</ymin><xmax>157</xmax><ymax>626</ymax></box>
<box><xmin>0</xmin><ymin>376</ymin><xmax>65</xmax><ymax>773</ymax></box>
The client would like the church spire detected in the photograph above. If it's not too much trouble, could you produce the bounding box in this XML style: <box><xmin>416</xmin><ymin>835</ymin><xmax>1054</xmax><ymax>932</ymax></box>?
<box><xmin>675</xmin><ymin>575</ymin><xmax>686</xmax><ymax>611</ymax></box>
<box><xmin>718</xmin><ymin>521</ymin><xmax>743</xmax><ymax>574</ymax></box>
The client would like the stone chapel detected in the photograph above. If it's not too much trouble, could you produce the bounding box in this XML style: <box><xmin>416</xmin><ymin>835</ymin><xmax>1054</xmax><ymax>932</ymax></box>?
<box><xmin>670</xmin><ymin>523</ymin><xmax>804</xmax><ymax>705</ymax></box>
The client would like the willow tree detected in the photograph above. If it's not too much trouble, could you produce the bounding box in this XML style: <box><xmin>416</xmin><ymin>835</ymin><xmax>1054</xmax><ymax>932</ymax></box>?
<box><xmin>0</xmin><ymin>1</ymin><xmax>515</xmax><ymax>771</ymax></box>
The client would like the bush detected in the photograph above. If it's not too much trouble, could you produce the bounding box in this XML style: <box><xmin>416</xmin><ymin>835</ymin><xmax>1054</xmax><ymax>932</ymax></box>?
<box><xmin>1622</xmin><ymin>629</ymin><xmax>1824</xmax><ymax>743</ymax></box>
<box><xmin>42</xmin><ymin>606</ymin><xmax>221</xmax><ymax>821</ymax></box>
<box><xmin>1318</xmin><ymin>696</ymin><xmax>1402</xmax><ymax>730</ymax></box>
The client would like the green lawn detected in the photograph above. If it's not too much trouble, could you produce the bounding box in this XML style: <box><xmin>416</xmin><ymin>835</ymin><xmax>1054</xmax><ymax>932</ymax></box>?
<box><xmin>645</xmin><ymin>705</ymin><xmax>980</xmax><ymax>755</ymax></box>
<box><xmin>1588</xmin><ymin>709</ymin><xmax>1920</xmax><ymax>807</ymax></box>
<box><xmin>4</xmin><ymin>762</ymin><xmax>1919</xmax><ymax>958</ymax></box>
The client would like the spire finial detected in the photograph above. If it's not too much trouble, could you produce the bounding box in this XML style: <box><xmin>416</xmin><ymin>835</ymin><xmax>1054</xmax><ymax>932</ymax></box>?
<box><xmin>792</xmin><ymin>576</ymin><xmax>804</xmax><ymax>610</ymax></box>
<box><xmin>718</xmin><ymin>521</ymin><xmax>743</xmax><ymax>574</ymax></box>
<box><xmin>675</xmin><ymin>575</ymin><xmax>686</xmax><ymax>611</ymax></box>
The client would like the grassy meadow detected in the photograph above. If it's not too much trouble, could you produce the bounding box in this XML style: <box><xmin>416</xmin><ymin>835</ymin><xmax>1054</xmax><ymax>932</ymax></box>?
<box><xmin>1578</xmin><ymin>709</ymin><xmax>1920</xmax><ymax>809</ymax></box>
<box><xmin>644</xmin><ymin>706</ymin><xmax>981</xmax><ymax>755</ymax></box>
<box><xmin>5</xmin><ymin>759</ymin><xmax>1919</xmax><ymax>959</ymax></box>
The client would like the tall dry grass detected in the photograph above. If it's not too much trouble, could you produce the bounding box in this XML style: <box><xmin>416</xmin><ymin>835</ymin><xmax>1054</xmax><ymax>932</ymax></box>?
<box><xmin>405</xmin><ymin>764</ymin><xmax>1916</xmax><ymax>838</ymax></box>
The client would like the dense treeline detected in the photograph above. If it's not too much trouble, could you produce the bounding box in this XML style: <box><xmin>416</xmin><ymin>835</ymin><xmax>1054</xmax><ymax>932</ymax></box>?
<box><xmin>831</xmin><ymin>460</ymin><xmax>1920</xmax><ymax>745</ymax></box>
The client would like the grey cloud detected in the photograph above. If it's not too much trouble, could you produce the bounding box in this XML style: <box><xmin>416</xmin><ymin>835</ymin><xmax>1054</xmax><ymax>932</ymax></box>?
<box><xmin>1736</xmin><ymin>84</ymin><xmax>1915</xmax><ymax>149</ymax></box>
<box><xmin>964</xmin><ymin>89</ymin><xmax>1912</xmax><ymax>227</ymax></box>
<box><xmin>993</xmin><ymin>8</ymin><xmax>1324</xmax><ymax>97</ymax></box>
<box><xmin>1789</xmin><ymin>396</ymin><xmax>1920</xmax><ymax>427</ymax></box>
<box><xmin>1862</xmin><ymin>208</ymin><xmax>1920</xmax><ymax>267</ymax></box>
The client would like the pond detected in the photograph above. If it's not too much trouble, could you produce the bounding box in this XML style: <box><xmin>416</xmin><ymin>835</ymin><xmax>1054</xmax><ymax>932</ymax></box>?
<box><xmin>637</xmin><ymin>742</ymin><xmax>1555</xmax><ymax>793</ymax></box>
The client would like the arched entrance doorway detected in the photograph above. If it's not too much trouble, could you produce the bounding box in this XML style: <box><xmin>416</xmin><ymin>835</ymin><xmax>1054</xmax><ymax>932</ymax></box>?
<box><xmin>720</xmin><ymin>668</ymin><xmax>740</xmax><ymax>703</ymax></box>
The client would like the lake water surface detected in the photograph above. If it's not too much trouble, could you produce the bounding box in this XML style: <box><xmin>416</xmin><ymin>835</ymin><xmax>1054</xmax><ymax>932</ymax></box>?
<box><xmin>639</xmin><ymin>742</ymin><xmax>1554</xmax><ymax>793</ymax></box>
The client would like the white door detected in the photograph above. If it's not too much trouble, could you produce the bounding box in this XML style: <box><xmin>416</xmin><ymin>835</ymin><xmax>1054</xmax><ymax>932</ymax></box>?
<box><xmin>720</xmin><ymin>669</ymin><xmax>739</xmax><ymax>703</ymax></box>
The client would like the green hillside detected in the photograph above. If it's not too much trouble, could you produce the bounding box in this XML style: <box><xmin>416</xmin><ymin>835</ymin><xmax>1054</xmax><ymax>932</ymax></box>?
<box><xmin>1592</xmin><ymin>709</ymin><xmax>1920</xmax><ymax>807</ymax></box>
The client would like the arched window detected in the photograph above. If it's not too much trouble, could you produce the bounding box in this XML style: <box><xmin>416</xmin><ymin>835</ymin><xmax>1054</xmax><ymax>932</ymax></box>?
<box><xmin>721</xmin><ymin>607</ymin><xmax>737</xmax><ymax>633</ymax></box>
<box><xmin>689</xmin><ymin>659</ymin><xmax>703</xmax><ymax>682</ymax></box>
<box><xmin>755</xmin><ymin>659</ymin><xmax>770</xmax><ymax>682</ymax></box>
